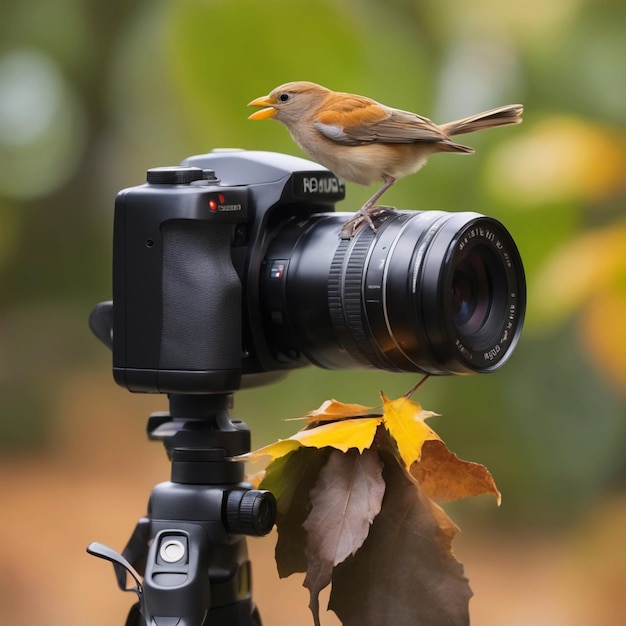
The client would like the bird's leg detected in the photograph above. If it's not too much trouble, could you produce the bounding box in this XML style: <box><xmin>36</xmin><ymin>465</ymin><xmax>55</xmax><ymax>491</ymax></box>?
<box><xmin>362</xmin><ymin>175</ymin><xmax>397</xmax><ymax>213</ymax></box>
<box><xmin>340</xmin><ymin>175</ymin><xmax>397</xmax><ymax>237</ymax></box>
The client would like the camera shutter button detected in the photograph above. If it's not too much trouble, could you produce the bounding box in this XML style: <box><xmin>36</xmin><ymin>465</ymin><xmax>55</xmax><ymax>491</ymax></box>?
<box><xmin>146</xmin><ymin>166</ymin><xmax>204</xmax><ymax>185</ymax></box>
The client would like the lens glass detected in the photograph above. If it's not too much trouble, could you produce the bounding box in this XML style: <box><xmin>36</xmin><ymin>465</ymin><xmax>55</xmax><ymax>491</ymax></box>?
<box><xmin>452</xmin><ymin>248</ymin><xmax>492</xmax><ymax>336</ymax></box>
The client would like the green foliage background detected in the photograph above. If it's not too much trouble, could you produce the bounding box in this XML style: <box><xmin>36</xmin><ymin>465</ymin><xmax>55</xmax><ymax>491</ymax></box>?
<box><xmin>2</xmin><ymin>0</ymin><xmax>626</xmax><ymax>515</ymax></box>
<box><xmin>1</xmin><ymin>0</ymin><xmax>625</xmax><ymax>621</ymax></box>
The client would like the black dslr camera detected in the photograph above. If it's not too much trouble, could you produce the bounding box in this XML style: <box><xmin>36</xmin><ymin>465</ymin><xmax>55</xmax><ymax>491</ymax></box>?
<box><xmin>87</xmin><ymin>149</ymin><xmax>525</xmax><ymax>626</ymax></box>
<box><xmin>107</xmin><ymin>148</ymin><xmax>525</xmax><ymax>395</ymax></box>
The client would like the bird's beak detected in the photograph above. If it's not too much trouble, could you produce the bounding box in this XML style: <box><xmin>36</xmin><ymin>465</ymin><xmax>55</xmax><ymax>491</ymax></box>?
<box><xmin>247</xmin><ymin>95</ymin><xmax>277</xmax><ymax>120</ymax></box>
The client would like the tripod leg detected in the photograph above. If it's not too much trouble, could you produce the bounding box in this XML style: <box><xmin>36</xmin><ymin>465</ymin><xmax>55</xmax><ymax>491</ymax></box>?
<box><xmin>125</xmin><ymin>603</ymin><xmax>144</xmax><ymax>626</ymax></box>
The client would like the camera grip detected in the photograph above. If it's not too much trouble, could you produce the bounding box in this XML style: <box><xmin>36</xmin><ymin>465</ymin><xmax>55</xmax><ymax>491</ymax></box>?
<box><xmin>159</xmin><ymin>219</ymin><xmax>242</xmax><ymax>387</ymax></box>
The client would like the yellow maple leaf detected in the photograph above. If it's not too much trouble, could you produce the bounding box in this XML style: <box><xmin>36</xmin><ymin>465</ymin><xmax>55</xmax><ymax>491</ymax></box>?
<box><xmin>245</xmin><ymin>391</ymin><xmax>441</xmax><ymax>468</ymax></box>
<box><xmin>380</xmin><ymin>393</ymin><xmax>441</xmax><ymax>468</ymax></box>
<box><xmin>244</xmin><ymin>416</ymin><xmax>382</xmax><ymax>462</ymax></box>
<box><xmin>292</xmin><ymin>417</ymin><xmax>383</xmax><ymax>452</ymax></box>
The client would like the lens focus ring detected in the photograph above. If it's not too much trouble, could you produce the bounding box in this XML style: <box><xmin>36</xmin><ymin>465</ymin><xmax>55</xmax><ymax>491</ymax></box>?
<box><xmin>328</xmin><ymin>229</ymin><xmax>391</xmax><ymax>370</ymax></box>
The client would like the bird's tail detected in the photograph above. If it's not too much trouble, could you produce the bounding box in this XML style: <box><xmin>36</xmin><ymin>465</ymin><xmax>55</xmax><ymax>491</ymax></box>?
<box><xmin>441</xmin><ymin>104</ymin><xmax>523</xmax><ymax>137</ymax></box>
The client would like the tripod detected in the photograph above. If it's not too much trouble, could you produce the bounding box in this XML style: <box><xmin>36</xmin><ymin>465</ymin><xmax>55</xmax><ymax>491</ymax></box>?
<box><xmin>88</xmin><ymin>393</ymin><xmax>276</xmax><ymax>626</ymax></box>
<box><xmin>84</xmin><ymin>149</ymin><xmax>344</xmax><ymax>625</ymax></box>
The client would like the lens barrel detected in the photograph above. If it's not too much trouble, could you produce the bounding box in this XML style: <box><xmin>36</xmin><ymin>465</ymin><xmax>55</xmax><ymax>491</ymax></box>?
<box><xmin>260</xmin><ymin>210</ymin><xmax>525</xmax><ymax>375</ymax></box>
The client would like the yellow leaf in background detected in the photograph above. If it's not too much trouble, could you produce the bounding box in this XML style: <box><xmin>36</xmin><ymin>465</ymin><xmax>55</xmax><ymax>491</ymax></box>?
<box><xmin>581</xmin><ymin>288</ymin><xmax>626</xmax><ymax>395</ymax></box>
<box><xmin>487</xmin><ymin>117</ymin><xmax>626</xmax><ymax>207</ymax></box>
<box><xmin>531</xmin><ymin>218</ymin><xmax>626</xmax><ymax>396</ymax></box>
<box><xmin>532</xmin><ymin>220</ymin><xmax>626</xmax><ymax>327</ymax></box>
<box><xmin>381</xmin><ymin>393</ymin><xmax>440</xmax><ymax>468</ymax></box>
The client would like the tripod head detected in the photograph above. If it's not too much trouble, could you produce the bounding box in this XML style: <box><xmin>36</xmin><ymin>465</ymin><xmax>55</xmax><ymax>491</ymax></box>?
<box><xmin>147</xmin><ymin>393</ymin><xmax>276</xmax><ymax>538</ymax></box>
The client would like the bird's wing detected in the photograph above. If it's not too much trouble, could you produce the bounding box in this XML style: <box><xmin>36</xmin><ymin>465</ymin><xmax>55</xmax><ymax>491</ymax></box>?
<box><xmin>314</xmin><ymin>97</ymin><xmax>447</xmax><ymax>146</ymax></box>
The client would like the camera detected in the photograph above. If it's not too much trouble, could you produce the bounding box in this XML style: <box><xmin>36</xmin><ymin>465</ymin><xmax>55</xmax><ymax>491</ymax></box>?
<box><xmin>105</xmin><ymin>149</ymin><xmax>525</xmax><ymax>395</ymax></box>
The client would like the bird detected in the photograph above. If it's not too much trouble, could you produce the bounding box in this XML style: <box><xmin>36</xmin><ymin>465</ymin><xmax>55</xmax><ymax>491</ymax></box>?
<box><xmin>248</xmin><ymin>81</ymin><xmax>523</xmax><ymax>235</ymax></box>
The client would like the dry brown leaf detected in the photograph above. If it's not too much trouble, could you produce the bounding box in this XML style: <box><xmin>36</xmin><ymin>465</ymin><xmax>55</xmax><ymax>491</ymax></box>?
<box><xmin>259</xmin><ymin>447</ymin><xmax>332</xmax><ymax>578</ymax></box>
<box><xmin>411</xmin><ymin>439</ymin><xmax>502</xmax><ymax>505</ymax></box>
<box><xmin>329</xmin><ymin>453</ymin><xmax>472</xmax><ymax>626</ymax></box>
<box><xmin>302</xmin><ymin>449</ymin><xmax>385</xmax><ymax>626</ymax></box>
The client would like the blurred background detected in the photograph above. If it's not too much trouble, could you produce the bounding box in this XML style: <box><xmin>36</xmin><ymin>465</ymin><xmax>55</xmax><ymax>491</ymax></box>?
<box><xmin>1</xmin><ymin>0</ymin><xmax>625</xmax><ymax>623</ymax></box>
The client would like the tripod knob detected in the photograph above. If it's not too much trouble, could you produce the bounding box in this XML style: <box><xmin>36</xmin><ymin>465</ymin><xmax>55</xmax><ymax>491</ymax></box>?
<box><xmin>225</xmin><ymin>489</ymin><xmax>276</xmax><ymax>537</ymax></box>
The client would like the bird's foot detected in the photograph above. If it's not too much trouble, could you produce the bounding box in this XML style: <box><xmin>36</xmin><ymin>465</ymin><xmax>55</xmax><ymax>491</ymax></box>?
<box><xmin>340</xmin><ymin>205</ymin><xmax>396</xmax><ymax>239</ymax></box>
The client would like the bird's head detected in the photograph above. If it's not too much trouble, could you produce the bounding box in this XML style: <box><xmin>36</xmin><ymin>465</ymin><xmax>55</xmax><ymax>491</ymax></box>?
<box><xmin>248</xmin><ymin>81</ymin><xmax>330</xmax><ymax>126</ymax></box>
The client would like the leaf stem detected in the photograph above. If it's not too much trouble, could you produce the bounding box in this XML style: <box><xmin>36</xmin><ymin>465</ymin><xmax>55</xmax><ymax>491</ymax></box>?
<box><xmin>403</xmin><ymin>374</ymin><xmax>431</xmax><ymax>399</ymax></box>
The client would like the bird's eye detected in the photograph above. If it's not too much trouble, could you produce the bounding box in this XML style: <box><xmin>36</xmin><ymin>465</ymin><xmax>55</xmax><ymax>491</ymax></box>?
<box><xmin>278</xmin><ymin>93</ymin><xmax>290</xmax><ymax>103</ymax></box>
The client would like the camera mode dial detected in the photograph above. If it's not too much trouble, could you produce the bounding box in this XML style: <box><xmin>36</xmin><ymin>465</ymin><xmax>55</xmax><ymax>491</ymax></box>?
<box><xmin>146</xmin><ymin>166</ymin><xmax>213</xmax><ymax>185</ymax></box>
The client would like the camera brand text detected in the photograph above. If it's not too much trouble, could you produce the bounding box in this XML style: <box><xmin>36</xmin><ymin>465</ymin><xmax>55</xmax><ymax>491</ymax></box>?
<box><xmin>301</xmin><ymin>176</ymin><xmax>344</xmax><ymax>195</ymax></box>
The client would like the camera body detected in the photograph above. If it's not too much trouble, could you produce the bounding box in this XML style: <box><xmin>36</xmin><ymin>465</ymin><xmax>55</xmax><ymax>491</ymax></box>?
<box><xmin>113</xmin><ymin>149</ymin><xmax>344</xmax><ymax>394</ymax></box>
<box><xmin>112</xmin><ymin>149</ymin><xmax>525</xmax><ymax>395</ymax></box>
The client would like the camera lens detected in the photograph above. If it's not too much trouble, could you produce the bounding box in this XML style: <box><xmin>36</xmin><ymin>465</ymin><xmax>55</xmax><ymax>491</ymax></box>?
<box><xmin>259</xmin><ymin>210</ymin><xmax>525</xmax><ymax>375</ymax></box>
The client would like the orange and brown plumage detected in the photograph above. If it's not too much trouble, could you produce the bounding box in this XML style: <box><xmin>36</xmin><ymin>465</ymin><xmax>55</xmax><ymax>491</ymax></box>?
<box><xmin>248</xmin><ymin>81</ymin><xmax>523</xmax><ymax>235</ymax></box>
